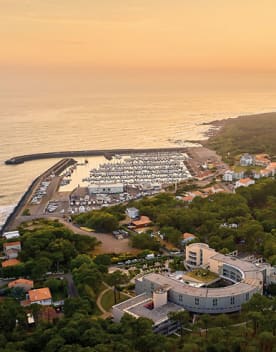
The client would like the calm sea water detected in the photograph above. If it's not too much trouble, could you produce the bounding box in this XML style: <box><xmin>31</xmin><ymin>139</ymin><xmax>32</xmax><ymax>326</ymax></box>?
<box><xmin>1</xmin><ymin>80</ymin><xmax>276</xmax><ymax>227</ymax></box>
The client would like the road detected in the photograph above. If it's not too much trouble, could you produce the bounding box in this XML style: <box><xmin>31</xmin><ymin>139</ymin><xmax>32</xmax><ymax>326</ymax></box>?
<box><xmin>63</xmin><ymin>273</ymin><xmax>78</xmax><ymax>298</ymax></box>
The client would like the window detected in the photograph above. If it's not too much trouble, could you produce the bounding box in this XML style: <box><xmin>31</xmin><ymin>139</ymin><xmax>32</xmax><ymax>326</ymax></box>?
<box><xmin>213</xmin><ymin>298</ymin><xmax>218</xmax><ymax>306</ymax></box>
<box><xmin>195</xmin><ymin>298</ymin><xmax>199</xmax><ymax>305</ymax></box>
<box><xmin>246</xmin><ymin>293</ymin><xmax>249</xmax><ymax>301</ymax></box>
<box><xmin>230</xmin><ymin>296</ymin><xmax>235</xmax><ymax>305</ymax></box>
<box><xmin>179</xmin><ymin>295</ymin><xmax>183</xmax><ymax>302</ymax></box>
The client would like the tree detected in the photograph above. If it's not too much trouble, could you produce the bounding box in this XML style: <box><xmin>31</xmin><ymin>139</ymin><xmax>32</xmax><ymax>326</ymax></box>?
<box><xmin>168</xmin><ymin>310</ymin><xmax>190</xmax><ymax>341</ymax></box>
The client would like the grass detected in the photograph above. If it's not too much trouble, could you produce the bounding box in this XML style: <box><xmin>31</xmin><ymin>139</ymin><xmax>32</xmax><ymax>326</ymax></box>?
<box><xmin>101</xmin><ymin>289</ymin><xmax>129</xmax><ymax>312</ymax></box>
<box><xmin>206</xmin><ymin>112</ymin><xmax>276</xmax><ymax>163</ymax></box>
<box><xmin>232</xmin><ymin>165</ymin><xmax>263</xmax><ymax>173</ymax></box>
<box><xmin>185</xmin><ymin>269</ymin><xmax>218</xmax><ymax>283</ymax></box>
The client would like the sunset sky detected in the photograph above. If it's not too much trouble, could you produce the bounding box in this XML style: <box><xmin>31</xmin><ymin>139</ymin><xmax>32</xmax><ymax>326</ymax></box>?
<box><xmin>1</xmin><ymin>0</ymin><xmax>276</xmax><ymax>73</ymax></box>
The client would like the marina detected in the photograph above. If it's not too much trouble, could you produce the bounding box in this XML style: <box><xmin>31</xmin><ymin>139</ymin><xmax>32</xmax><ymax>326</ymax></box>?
<box><xmin>87</xmin><ymin>152</ymin><xmax>192</xmax><ymax>187</ymax></box>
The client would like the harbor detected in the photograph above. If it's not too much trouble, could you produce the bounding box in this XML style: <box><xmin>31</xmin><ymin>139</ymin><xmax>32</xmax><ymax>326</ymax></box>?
<box><xmin>88</xmin><ymin>152</ymin><xmax>192</xmax><ymax>186</ymax></box>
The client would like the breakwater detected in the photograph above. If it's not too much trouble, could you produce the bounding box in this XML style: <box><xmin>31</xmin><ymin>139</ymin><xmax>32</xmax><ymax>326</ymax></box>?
<box><xmin>0</xmin><ymin>158</ymin><xmax>76</xmax><ymax>234</ymax></box>
<box><xmin>5</xmin><ymin>147</ymin><xmax>187</xmax><ymax>164</ymax></box>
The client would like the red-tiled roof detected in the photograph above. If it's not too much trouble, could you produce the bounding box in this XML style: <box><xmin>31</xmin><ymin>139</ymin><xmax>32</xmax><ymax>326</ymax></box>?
<box><xmin>238</xmin><ymin>178</ymin><xmax>253</xmax><ymax>184</ymax></box>
<box><xmin>8</xmin><ymin>279</ymin><xmax>34</xmax><ymax>288</ymax></box>
<box><xmin>29</xmin><ymin>288</ymin><xmax>52</xmax><ymax>302</ymax></box>
<box><xmin>3</xmin><ymin>241</ymin><xmax>21</xmax><ymax>248</ymax></box>
<box><xmin>1</xmin><ymin>259</ymin><xmax>21</xmax><ymax>267</ymax></box>
<box><xmin>182</xmin><ymin>233</ymin><xmax>196</xmax><ymax>240</ymax></box>
<box><xmin>132</xmin><ymin>216</ymin><xmax>151</xmax><ymax>227</ymax></box>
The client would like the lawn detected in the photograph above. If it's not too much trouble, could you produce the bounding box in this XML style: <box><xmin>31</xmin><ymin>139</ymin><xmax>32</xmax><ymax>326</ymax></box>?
<box><xmin>185</xmin><ymin>269</ymin><xmax>218</xmax><ymax>283</ymax></box>
<box><xmin>101</xmin><ymin>289</ymin><xmax>129</xmax><ymax>312</ymax></box>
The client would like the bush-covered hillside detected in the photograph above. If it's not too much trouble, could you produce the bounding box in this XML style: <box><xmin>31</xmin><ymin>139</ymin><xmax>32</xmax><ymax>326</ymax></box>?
<box><xmin>206</xmin><ymin>113</ymin><xmax>276</xmax><ymax>164</ymax></box>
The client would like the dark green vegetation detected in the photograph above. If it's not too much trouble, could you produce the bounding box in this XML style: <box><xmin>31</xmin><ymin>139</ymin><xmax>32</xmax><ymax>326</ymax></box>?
<box><xmin>131</xmin><ymin>232</ymin><xmax>161</xmax><ymax>251</ymax></box>
<box><xmin>0</xmin><ymin>219</ymin><xmax>99</xmax><ymax>279</ymax></box>
<box><xmin>129</xmin><ymin>178</ymin><xmax>276</xmax><ymax>263</ymax></box>
<box><xmin>73</xmin><ymin>205</ymin><xmax>126</xmax><ymax>233</ymax></box>
<box><xmin>0</xmin><ymin>293</ymin><xmax>275</xmax><ymax>351</ymax></box>
<box><xmin>206</xmin><ymin>113</ymin><xmax>276</xmax><ymax>164</ymax></box>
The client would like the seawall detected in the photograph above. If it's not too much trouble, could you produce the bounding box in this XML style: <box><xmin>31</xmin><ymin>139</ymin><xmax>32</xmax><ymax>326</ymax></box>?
<box><xmin>0</xmin><ymin>158</ymin><xmax>76</xmax><ymax>235</ymax></box>
<box><xmin>5</xmin><ymin>147</ymin><xmax>187</xmax><ymax>164</ymax></box>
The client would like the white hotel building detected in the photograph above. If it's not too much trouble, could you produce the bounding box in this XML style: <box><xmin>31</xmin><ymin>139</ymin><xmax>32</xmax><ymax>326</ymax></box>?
<box><xmin>113</xmin><ymin>243</ymin><xmax>275</xmax><ymax>332</ymax></box>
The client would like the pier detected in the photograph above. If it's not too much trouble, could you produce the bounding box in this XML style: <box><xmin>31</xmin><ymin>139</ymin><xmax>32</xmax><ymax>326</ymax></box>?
<box><xmin>5</xmin><ymin>147</ymin><xmax>187</xmax><ymax>164</ymax></box>
<box><xmin>0</xmin><ymin>158</ymin><xmax>76</xmax><ymax>234</ymax></box>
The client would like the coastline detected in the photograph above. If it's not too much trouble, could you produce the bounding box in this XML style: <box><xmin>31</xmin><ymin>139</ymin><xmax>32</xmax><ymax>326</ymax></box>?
<box><xmin>186</xmin><ymin>111</ymin><xmax>276</xmax><ymax>146</ymax></box>
<box><xmin>1</xmin><ymin>111</ymin><xmax>275</xmax><ymax>231</ymax></box>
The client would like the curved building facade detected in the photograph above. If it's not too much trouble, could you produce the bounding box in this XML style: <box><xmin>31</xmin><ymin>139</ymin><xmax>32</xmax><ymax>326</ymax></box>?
<box><xmin>135</xmin><ymin>243</ymin><xmax>264</xmax><ymax>314</ymax></box>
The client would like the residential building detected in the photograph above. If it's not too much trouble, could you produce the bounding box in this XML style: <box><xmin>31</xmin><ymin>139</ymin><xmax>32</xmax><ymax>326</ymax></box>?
<box><xmin>182</xmin><ymin>194</ymin><xmax>195</xmax><ymax>203</ymax></box>
<box><xmin>126</xmin><ymin>207</ymin><xmax>140</xmax><ymax>219</ymax></box>
<box><xmin>235</xmin><ymin>178</ymin><xmax>255</xmax><ymax>189</ymax></box>
<box><xmin>2</xmin><ymin>231</ymin><xmax>20</xmax><ymax>240</ymax></box>
<box><xmin>223</xmin><ymin>170</ymin><xmax>234</xmax><ymax>182</ymax></box>
<box><xmin>3</xmin><ymin>241</ymin><xmax>21</xmax><ymax>259</ymax></box>
<box><xmin>131</xmin><ymin>216</ymin><xmax>152</xmax><ymax>228</ymax></box>
<box><xmin>240</xmin><ymin>153</ymin><xmax>255</xmax><ymax>166</ymax></box>
<box><xmin>28</xmin><ymin>288</ymin><xmax>52</xmax><ymax>306</ymax></box>
<box><xmin>1</xmin><ymin>259</ymin><xmax>21</xmax><ymax>268</ymax></box>
<box><xmin>8</xmin><ymin>279</ymin><xmax>34</xmax><ymax>292</ymax></box>
<box><xmin>254</xmin><ymin>154</ymin><xmax>271</xmax><ymax>167</ymax></box>
<box><xmin>181</xmin><ymin>233</ymin><xmax>196</xmax><ymax>245</ymax></box>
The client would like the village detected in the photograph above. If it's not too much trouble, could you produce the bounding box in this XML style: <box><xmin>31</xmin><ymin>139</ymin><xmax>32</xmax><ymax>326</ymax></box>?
<box><xmin>0</xmin><ymin>141</ymin><xmax>275</xmax><ymax>338</ymax></box>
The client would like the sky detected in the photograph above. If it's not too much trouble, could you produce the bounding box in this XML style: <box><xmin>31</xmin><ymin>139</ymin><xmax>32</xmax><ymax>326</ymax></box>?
<box><xmin>1</xmin><ymin>0</ymin><xmax>276</xmax><ymax>74</ymax></box>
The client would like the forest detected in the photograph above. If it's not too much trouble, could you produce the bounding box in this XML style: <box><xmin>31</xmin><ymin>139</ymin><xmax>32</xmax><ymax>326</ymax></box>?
<box><xmin>0</xmin><ymin>292</ymin><xmax>275</xmax><ymax>352</ymax></box>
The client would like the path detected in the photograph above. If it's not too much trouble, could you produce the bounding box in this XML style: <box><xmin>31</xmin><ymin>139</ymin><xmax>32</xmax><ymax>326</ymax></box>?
<box><xmin>96</xmin><ymin>282</ymin><xmax>113</xmax><ymax>319</ymax></box>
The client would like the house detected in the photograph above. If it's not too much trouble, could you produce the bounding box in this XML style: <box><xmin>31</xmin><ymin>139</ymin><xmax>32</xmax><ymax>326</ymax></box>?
<box><xmin>196</xmin><ymin>170</ymin><xmax>213</xmax><ymax>181</ymax></box>
<box><xmin>28</xmin><ymin>288</ymin><xmax>52</xmax><ymax>306</ymax></box>
<box><xmin>181</xmin><ymin>233</ymin><xmax>196</xmax><ymax>245</ymax></box>
<box><xmin>255</xmin><ymin>154</ymin><xmax>271</xmax><ymax>167</ymax></box>
<box><xmin>182</xmin><ymin>194</ymin><xmax>195</xmax><ymax>203</ymax></box>
<box><xmin>235</xmin><ymin>178</ymin><xmax>255</xmax><ymax>189</ymax></box>
<box><xmin>240</xmin><ymin>153</ymin><xmax>255</xmax><ymax>166</ymax></box>
<box><xmin>132</xmin><ymin>216</ymin><xmax>152</xmax><ymax>228</ymax></box>
<box><xmin>260</xmin><ymin>169</ymin><xmax>272</xmax><ymax>178</ymax></box>
<box><xmin>3</xmin><ymin>241</ymin><xmax>21</xmax><ymax>259</ymax></box>
<box><xmin>8</xmin><ymin>278</ymin><xmax>34</xmax><ymax>292</ymax></box>
<box><xmin>1</xmin><ymin>259</ymin><xmax>21</xmax><ymax>268</ymax></box>
<box><xmin>2</xmin><ymin>231</ymin><xmax>20</xmax><ymax>240</ymax></box>
<box><xmin>266</xmin><ymin>162</ymin><xmax>276</xmax><ymax>176</ymax></box>
<box><xmin>233</xmin><ymin>171</ymin><xmax>245</xmax><ymax>180</ymax></box>
<box><xmin>126</xmin><ymin>207</ymin><xmax>140</xmax><ymax>219</ymax></box>
<box><xmin>223</xmin><ymin>170</ymin><xmax>234</xmax><ymax>182</ymax></box>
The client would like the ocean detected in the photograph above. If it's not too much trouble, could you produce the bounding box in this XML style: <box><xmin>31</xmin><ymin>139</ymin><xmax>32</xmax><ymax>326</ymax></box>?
<box><xmin>1</xmin><ymin>73</ymin><xmax>276</xmax><ymax>227</ymax></box>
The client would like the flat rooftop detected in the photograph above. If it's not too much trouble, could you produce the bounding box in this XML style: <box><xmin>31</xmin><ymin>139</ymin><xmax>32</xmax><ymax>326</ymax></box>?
<box><xmin>114</xmin><ymin>293</ymin><xmax>183</xmax><ymax>325</ymax></box>
<box><xmin>139</xmin><ymin>273</ymin><xmax>259</xmax><ymax>297</ymax></box>
<box><xmin>211</xmin><ymin>253</ymin><xmax>260</xmax><ymax>273</ymax></box>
